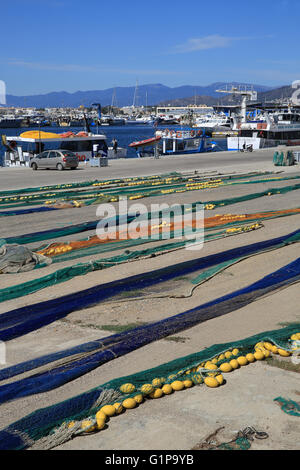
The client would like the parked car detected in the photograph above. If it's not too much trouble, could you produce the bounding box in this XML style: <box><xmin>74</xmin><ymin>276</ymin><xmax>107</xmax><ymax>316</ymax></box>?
<box><xmin>30</xmin><ymin>150</ymin><xmax>79</xmax><ymax>170</ymax></box>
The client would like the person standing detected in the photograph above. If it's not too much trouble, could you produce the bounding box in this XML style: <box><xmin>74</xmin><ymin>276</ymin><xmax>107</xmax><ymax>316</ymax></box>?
<box><xmin>112</xmin><ymin>138</ymin><xmax>118</xmax><ymax>154</ymax></box>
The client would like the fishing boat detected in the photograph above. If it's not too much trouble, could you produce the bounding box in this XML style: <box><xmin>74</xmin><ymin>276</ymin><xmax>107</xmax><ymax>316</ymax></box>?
<box><xmin>215</xmin><ymin>84</ymin><xmax>300</xmax><ymax>150</ymax></box>
<box><xmin>129</xmin><ymin>136</ymin><xmax>161</xmax><ymax>149</ymax></box>
<box><xmin>0</xmin><ymin>116</ymin><xmax>23</xmax><ymax>128</ymax></box>
<box><xmin>228</xmin><ymin>110</ymin><xmax>300</xmax><ymax>150</ymax></box>
<box><xmin>129</xmin><ymin>129</ymin><xmax>216</xmax><ymax>157</ymax></box>
<box><xmin>1</xmin><ymin>130</ymin><xmax>127</xmax><ymax>167</ymax></box>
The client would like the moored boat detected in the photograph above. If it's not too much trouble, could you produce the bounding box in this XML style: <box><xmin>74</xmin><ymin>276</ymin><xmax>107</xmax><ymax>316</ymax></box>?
<box><xmin>1</xmin><ymin>130</ymin><xmax>127</xmax><ymax>167</ymax></box>
<box><xmin>129</xmin><ymin>129</ymin><xmax>216</xmax><ymax>157</ymax></box>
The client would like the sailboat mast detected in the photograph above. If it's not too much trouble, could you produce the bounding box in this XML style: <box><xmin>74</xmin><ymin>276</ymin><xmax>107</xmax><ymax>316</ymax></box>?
<box><xmin>133</xmin><ymin>80</ymin><xmax>138</xmax><ymax>109</ymax></box>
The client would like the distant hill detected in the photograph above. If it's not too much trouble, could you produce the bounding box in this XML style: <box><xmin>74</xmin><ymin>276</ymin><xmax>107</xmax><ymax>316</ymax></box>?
<box><xmin>5</xmin><ymin>82</ymin><xmax>274</xmax><ymax>108</ymax></box>
<box><xmin>158</xmin><ymin>85</ymin><xmax>294</xmax><ymax>107</ymax></box>
<box><xmin>257</xmin><ymin>85</ymin><xmax>294</xmax><ymax>102</ymax></box>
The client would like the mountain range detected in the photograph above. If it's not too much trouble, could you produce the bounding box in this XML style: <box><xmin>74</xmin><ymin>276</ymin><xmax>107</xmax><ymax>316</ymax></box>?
<box><xmin>5</xmin><ymin>82</ymin><xmax>277</xmax><ymax>108</ymax></box>
<box><xmin>158</xmin><ymin>85</ymin><xmax>294</xmax><ymax>107</ymax></box>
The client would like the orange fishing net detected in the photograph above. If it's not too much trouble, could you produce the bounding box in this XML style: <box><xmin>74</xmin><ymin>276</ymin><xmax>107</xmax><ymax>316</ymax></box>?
<box><xmin>37</xmin><ymin>208</ymin><xmax>300</xmax><ymax>258</ymax></box>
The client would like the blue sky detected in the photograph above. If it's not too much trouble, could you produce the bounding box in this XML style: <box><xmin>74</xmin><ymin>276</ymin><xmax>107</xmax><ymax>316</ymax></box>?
<box><xmin>1</xmin><ymin>0</ymin><xmax>300</xmax><ymax>95</ymax></box>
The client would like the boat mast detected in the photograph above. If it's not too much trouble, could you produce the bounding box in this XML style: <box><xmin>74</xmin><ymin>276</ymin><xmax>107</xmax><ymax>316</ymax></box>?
<box><xmin>111</xmin><ymin>87</ymin><xmax>117</xmax><ymax>115</ymax></box>
<box><xmin>133</xmin><ymin>79</ymin><xmax>138</xmax><ymax>110</ymax></box>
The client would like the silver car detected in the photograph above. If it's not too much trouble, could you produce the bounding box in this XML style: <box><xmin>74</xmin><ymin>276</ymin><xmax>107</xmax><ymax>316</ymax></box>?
<box><xmin>30</xmin><ymin>150</ymin><xmax>79</xmax><ymax>170</ymax></box>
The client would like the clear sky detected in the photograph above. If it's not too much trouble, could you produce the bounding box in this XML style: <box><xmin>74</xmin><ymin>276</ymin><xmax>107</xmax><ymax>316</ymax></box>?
<box><xmin>1</xmin><ymin>0</ymin><xmax>300</xmax><ymax>95</ymax></box>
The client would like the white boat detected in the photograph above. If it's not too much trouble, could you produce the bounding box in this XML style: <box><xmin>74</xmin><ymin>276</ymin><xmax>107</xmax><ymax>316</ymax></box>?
<box><xmin>125</xmin><ymin>116</ymin><xmax>154</xmax><ymax>125</ymax></box>
<box><xmin>100</xmin><ymin>115</ymin><xmax>126</xmax><ymax>126</ymax></box>
<box><xmin>194</xmin><ymin>113</ymin><xmax>231</xmax><ymax>130</ymax></box>
<box><xmin>228</xmin><ymin>110</ymin><xmax>300</xmax><ymax>150</ymax></box>
<box><xmin>1</xmin><ymin>130</ymin><xmax>127</xmax><ymax>167</ymax></box>
<box><xmin>214</xmin><ymin>83</ymin><xmax>300</xmax><ymax>150</ymax></box>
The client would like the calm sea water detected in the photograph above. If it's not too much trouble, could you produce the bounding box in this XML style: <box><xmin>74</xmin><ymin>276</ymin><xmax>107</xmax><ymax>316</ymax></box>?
<box><xmin>0</xmin><ymin>124</ymin><xmax>227</xmax><ymax>165</ymax></box>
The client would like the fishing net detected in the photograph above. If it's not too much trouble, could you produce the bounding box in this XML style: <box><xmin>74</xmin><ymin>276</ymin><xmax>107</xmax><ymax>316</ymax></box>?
<box><xmin>0</xmin><ymin>170</ymin><xmax>273</xmax><ymax>198</ymax></box>
<box><xmin>192</xmin><ymin>426</ymin><xmax>269</xmax><ymax>450</ymax></box>
<box><xmin>35</xmin><ymin>207</ymin><xmax>300</xmax><ymax>259</ymax></box>
<box><xmin>274</xmin><ymin>397</ymin><xmax>300</xmax><ymax>417</ymax></box>
<box><xmin>0</xmin><ymin>255</ymin><xmax>299</xmax><ymax>406</ymax></box>
<box><xmin>0</xmin><ymin>324</ymin><xmax>299</xmax><ymax>450</ymax></box>
<box><xmin>0</xmin><ymin>242</ymin><xmax>51</xmax><ymax>274</ymax></box>
<box><xmin>1</xmin><ymin>177</ymin><xmax>300</xmax><ymax>218</ymax></box>
<box><xmin>273</xmin><ymin>151</ymin><xmax>295</xmax><ymax>166</ymax></box>
<box><xmin>0</xmin><ymin>222</ymin><xmax>263</xmax><ymax>303</ymax></box>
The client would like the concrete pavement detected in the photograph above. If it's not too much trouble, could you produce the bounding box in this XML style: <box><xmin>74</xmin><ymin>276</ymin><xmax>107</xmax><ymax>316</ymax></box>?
<box><xmin>1</xmin><ymin>145</ymin><xmax>299</xmax><ymax>191</ymax></box>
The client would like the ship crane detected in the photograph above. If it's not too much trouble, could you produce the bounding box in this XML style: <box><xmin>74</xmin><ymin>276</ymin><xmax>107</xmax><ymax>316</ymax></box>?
<box><xmin>215</xmin><ymin>85</ymin><xmax>257</xmax><ymax>123</ymax></box>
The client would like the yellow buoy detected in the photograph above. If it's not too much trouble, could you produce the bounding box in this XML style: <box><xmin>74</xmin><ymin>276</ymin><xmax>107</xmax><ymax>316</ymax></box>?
<box><xmin>140</xmin><ymin>383</ymin><xmax>154</xmax><ymax>395</ymax></box>
<box><xmin>245</xmin><ymin>353</ymin><xmax>255</xmax><ymax>363</ymax></box>
<box><xmin>271</xmin><ymin>345</ymin><xmax>278</xmax><ymax>354</ymax></box>
<box><xmin>183</xmin><ymin>379</ymin><xmax>193</xmax><ymax>388</ymax></box>
<box><xmin>122</xmin><ymin>398</ymin><xmax>137</xmax><ymax>409</ymax></box>
<box><xmin>81</xmin><ymin>420</ymin><xmax>97</xmax><ymax>433</ymax></box>
<box><xmin>278</xmin><ymin>349</ymin><xmax>291</xmax><ymax>357</ymax></box>
<box><xmin>162</xmin><ymin>384</ymin><xmax>173</xmax><ymax>394</ymax></box>
<box><xmin>133</xmin><ymin>394</ymin><xmax>144</xmax><ymax>404</ymax></box>
<box><xmin>171</xmin><ymin>380</ymin><xmax>184</xmax><ymax>391</ymax></box>
<box><xmin>232</xmin><ymin>348</ymin><xmax>239</xmax><ymax>356</ymax></box>
<box><xmin>96</xmin><ymin>418</ymin><xmax>106</xmax><ymax>430</ymax></box>
<box><xmin>100</xmin><ymin>405</ymin><xmax>116</xmax><ymax>417</ymax></box>
<box><xmin>113</xmin><ymin>403</ymin><xmax>124</xmax><ymax>414</ymax></box>
<box><xmin>215</xmin><ymin>374</ymin><xmax>224</xmax><ymax>385</ymax></box>
<box><xmin>149</xmin><ymin>388</ymin><xmax>164</xmax><ymax>399</ymax></box>
<box><xmin>224</xmin><ymin>351</ymin><xmax>232</xmax><ymax>359</ymax></box>
<box><xmin>205</xmin><ymin>363</ymin><xmax>218</xmax><ymax>377</ymax></box>
<box><xmin>219</xmin><ymin>362</ymin><xmax>233</xmax><ymax>373</ymax></box>
<box><xmin>254</xmin><ymin>350</ymin><xmax>265</xmax><ymax>360</ymax></box>
<box><xmin>237</xmin><ymin>356</ymin><xmax>248</xmax><ymax>366</ymax></box>
<box><xmin>205</xmin><ymin>361</ymin><xmax>216</xmax><ymax>369</ymax></box>
<box><xmin>264</xmin><ymin>342</ymin><xmax>273</xmax><ymax>351</ymax></box>
<box><xmin>229</xmin><ymin>359</ymin><xmax>239</xmax><ymax>369</ymax></box>
<box><xmin>152</xmin><ymin>378</ymin><xmax>162</xmax><ymax>388</ymax></box>
<box><xmin>95</xmin><ymin>410</ymin><xmax>107</xmax><ymax>423</ymax></box>
<box><xmin>204</xmin><ymin>377</ymin><xmax>219</xmax><ymax>388</ymax></box>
